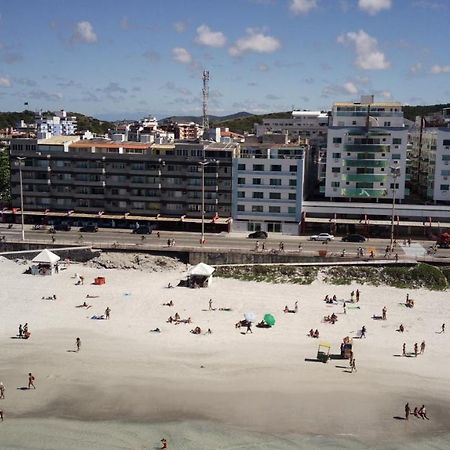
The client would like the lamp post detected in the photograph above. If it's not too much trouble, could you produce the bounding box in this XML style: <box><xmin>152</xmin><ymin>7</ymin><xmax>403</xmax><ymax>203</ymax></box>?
<box><xmin>17</xmin><ymin>157</ymin><xmax>26</xmax><ymax>241</ymax></box>
<box><xmin>389</xmin><ymin>166</ymin><xmax>401</xmax><ymax>252</ymax></box>
<box><xmin>198</xmin><ymin>160</ymin><xmax>209</xmax><ymax>245</ymax></box>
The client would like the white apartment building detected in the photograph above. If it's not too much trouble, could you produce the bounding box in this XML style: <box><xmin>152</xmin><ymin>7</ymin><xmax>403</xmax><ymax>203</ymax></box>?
<box><xmin>36</xmin><ymin>110</ymin><xmax>77</xmax><ymax>139</ymax></box>
<box><xmin>232</xmin><ymin>146</ymin><xmax>305</xmax><ymax>235</ymax></box>
<box><xmin>325</xmin><ymin>96</ymin><xmax>408</xmax><ymax>201</ymax></box>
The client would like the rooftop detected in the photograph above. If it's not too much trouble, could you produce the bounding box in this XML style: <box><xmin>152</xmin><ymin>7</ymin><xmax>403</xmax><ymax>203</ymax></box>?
<box><xmin>38</xmin><ymin>136</ymin><xmax>80</xmax><ymax>145</ymax></box>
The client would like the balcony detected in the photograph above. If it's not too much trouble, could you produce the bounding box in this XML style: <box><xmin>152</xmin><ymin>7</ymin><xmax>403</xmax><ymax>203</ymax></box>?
<box><xmin>341</xmin><ymin>188</ymin><xmax>387</xmax><ymax>198</ymax></box>
<box><xmin>344</xmin><ymin>144</ymin><xmax>390</xmax><ymax>152</ymax></box>
<box><xmin>341</xmin><ymin>174</ymin><xmax>387</xmax><ymax>182</ymax></box>
<box><xmin>342</xmin><ymin>159</ymin><xmax>389</xmax><ymax>168</ymax></box>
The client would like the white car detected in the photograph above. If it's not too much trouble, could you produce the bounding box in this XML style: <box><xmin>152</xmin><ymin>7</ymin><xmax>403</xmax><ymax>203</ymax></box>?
<box><xmin>310</xmin><ymin>233</ymin><xmax>335</xmax><ymax>242</ymax></box>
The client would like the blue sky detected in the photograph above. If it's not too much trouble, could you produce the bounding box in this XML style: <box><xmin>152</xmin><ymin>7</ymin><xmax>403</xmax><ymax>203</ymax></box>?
<box><xmin>0</xmin><ymin>0</ymin><xmax>449</xmax><ymax>120</ymax></box>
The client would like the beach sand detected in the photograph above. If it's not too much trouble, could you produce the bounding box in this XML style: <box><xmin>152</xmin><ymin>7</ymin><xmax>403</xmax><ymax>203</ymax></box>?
<box><xmin>0</xmin><ymin>255</ymin><xmax>449</xmax><ymax>449</ymax></box>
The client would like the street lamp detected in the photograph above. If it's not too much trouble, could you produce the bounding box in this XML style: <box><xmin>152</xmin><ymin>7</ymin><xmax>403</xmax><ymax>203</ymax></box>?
<box><xmin>198</xmin><ymin>160</ymin><xmax>209</xmax><ymax>245</ymax></box>
<box><xmin>17</xmin><ymin>157</ymin><xmax>26</xmax><ymax>241</ymax></box>
<box><xmin>389</xmin><ymin>165</ymin><xmax>401</xmax><ymax>252</ymax></box>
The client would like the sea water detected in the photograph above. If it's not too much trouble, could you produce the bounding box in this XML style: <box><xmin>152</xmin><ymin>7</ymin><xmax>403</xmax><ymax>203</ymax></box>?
<box><xmin>1</xmin><ymin>418</ymin><xmax>449</xmax><ymax>450</ymax></box>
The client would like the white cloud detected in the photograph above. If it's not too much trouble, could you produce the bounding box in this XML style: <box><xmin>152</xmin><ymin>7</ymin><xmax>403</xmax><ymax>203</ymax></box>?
<box><xmin>71</xmin><ymin>21</ymin><xmax>97</xmax><ymax>44</ymax></box>
<box><xmin>343</xmin><ymin>81</ymin><xmax>358</xmax><ymax>95</ymax></box>
<box><xmin>409</xmin><ymin>62</ymin><xmax>422</xmax><ymax>75</ymax></box>
<box><xmin>337</xmin><ymin>30</ymin><xmax>390</xmax><ymax>70</ymax></box>
<box><xmin>430</xmin><ymin>64</ymin><xmax>450</xmax><ymax>74</ymax></box>
<box><xmin>229</xmin><ymin>29</ymin><xmax>281</xmax><ymax>56</ymax></box>
<box><xmin>358</xmin><ymin>0</ymin><xmax>392</xmax><ymax>15</ymax></box>
<box><xmin>174</xmin><ymin>21</ymin><xmax>188</xmax><ymax>33</ymax></box>
<box><xmin>289</xmin><ymin>0</ymin><xmax>318</xmax><ymax>15</ymax></box>
<box><xmin>0</xmin><ymin>76</ymin><xmax>11</xmax><ymax>87</ymax></box>
<box><xmin>258</xmin><ymin>63</ymin><xmax>270</xmax><ymax>72</ymax></box>
<box><xmin>195</xmin><ymin>25</ymin><xmax>227</xmax><ymax>48</ymax></box>
<box><xmin>172</xmin><ymin>47</ymin><xmax>193</xmax><ymax>64</ymax></box>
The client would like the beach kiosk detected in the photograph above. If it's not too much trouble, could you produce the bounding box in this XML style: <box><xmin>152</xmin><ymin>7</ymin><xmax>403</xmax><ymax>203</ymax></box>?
<box><xmin>31</xmin><ymin>249</ymin><xmax>60</xmax><ymax>276</ymax></box>
<box><xmin>187</xmin><ymin>262</ymin><xmax>215</xmax><ymax>288</ymax></box>
<box><xmin>317</xmin><ymin>342</ymin><xmax>331</xmax><ymax>363</ymax></box>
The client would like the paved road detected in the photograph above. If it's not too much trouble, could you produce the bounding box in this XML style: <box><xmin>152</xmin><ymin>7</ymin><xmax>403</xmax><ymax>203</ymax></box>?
<box><xmin>1</xmin><ymin>225</ymin><xmax>448</xmax><ymax>259</ymax></box>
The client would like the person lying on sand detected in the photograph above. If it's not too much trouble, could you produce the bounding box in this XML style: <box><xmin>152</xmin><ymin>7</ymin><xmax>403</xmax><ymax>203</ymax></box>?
<box><xmin>162</xmin><ymin>300</ymin><xmax>174</xmax><ymax>307</ymax></box>
<box><xmin>76</xmin><ymin>302</ymin><xmax>92</xmax><ymax>308</ymax></box>
<box><xmin>256</xmin><ymin>320</ymin><xmax>271</xmax><ymax>328</ymax></box>
<box><xmin>174</xmin><ymin>312</ymin><xmax>180</xmax><ymax>321</ymax></box>
<box><xmin>167</xmin><ymin>316</ymin><xmax>174</xmax><ymax>323</ymax></box>
<box><xmin>86</xmin><ymin>294</ymin><xmax>99</xmax><ymax>299</ymax></box>
<box><xmin>314</xmin><ymin>329</ymin><xmax>319</xmax><ymax>338</ymax></box>
<box><xmin>218</xmin><ymin>307</ymin><xmax>232</xmax><ymax>311</ymax></box>
<box><xmin>42</xmin><ymin>295</ymin><xmax>57</xmax><ymax>300</ymax></box>
<box><xmin>90</xmin><ymin>315</ymin><xmax>105</xmax><ymax>320</ymax></box>
<box><xmin>150</xmin><ymin>328</ymin><xmax>161</xmax><ymax>333</ymax></box>
<box><xmin>190</xmin><ymin>326</ymin><xmax>201</xmax><ymax>334</ymax></box>
<box><xmin>177</xmin><ymin>317</ymin><xmax>192</xmax><ymax>324</ymax></box>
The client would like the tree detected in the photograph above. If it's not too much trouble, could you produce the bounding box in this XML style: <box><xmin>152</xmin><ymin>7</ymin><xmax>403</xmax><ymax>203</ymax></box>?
<box><xmin>0</xmin><ymin>148</ymin><xmax>11</xmax><ymax>206</ymax></box>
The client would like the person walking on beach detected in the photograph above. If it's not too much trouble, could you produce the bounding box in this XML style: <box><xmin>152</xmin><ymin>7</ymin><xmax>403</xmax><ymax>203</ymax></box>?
<box><xmin>294</xmin><ymin>301</ymin><xmax>299</xmax><ymax>313</ymax></box>
<box><xmin>18</xmin><ymin>324</ymin><xmax>23</xmax><ymax>338</ymax></box>
<box><xmin>76</xmin><ymin>337</ymin><xmax>81</xmax><ymax>352</ymax></box>
<box><xmin>414</xmin><ymin>343</ymin><xmax>418</xmax><ymax>357</ymax></box>
<box><xmin>0</xmin><ymin>409</ymin><xmax>3</xmax><ymax>421</ymax></box>
<box><xmin>0</xmin><ymin>382</ymin><xmax>5</xmax><ymax>399</ymax></box>
<box><xmin>442</xmin><ymin>323</ymin><xmax>445</xmax><ymax>333</ymax></box>
<box><xmin>28</xmin><ymin>372</ymin><xmax>35</xmax><ymax>389</ymax></box>
<box><xmin>395</xmin><ymin>253</ymin><xmax>399</xmax><ymax>263</ymax></box>
<box><xmin>405</xmin><ymin>402</ymin><xmax>411</xmax><ymax>420</ymax></box>
<box><xmin>356</xmin><ymin>289</ymin><xmax>360</xmax><ymax>302</ymax></box>
<box><xmin>382</xmin><ymin>306</ymin><xmax>387</xmax><ymax>320</ymax></box>
<box><xmin>350</xmin><ymin>291</ymin><xmax>355</xmax><ymax>302</ymax></box>
<box><xmin>402</xmin><ymin>343</ymin><xmax>406</xmax><ymax>356</ymax></box>
<box><xmin>209</xmin><ymin>299</ymin><xmax>213</xmax><ymax>311</ymax></box>
<box><xmin>161</xmin><ymin>438</ymin><xmax>168</xmax><ymax>449</ymax></box>
<box><xmin>351</xmin><ymin>358</ymin><xmax>357</xmax><ymax>373</ymax></box>
<box><xmin>361</xmin><ymin>325</ymin><xmax>366</xmax><ymax>338</ymax></box>
<box><xmin>105</xmin><ymin>307</ymin><xmax>111</xmax><ymax>320</ymax></box>
<box><xmin>246</xmin><ymin>322</ymin><xmax>252</xmax><ymax>334</ymax></box>
<box><xmin>420</xmin><ymin>341</ymin><xmax>425</xmax><ymax>354</ymax></box>
<box><xmin>418</xmin><ymin>405</ymin><xmax>430</xmax><ymax>420</ymax></box>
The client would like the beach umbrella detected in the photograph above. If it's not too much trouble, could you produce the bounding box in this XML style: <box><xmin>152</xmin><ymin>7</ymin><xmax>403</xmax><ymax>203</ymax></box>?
<box><xmin>244</xmin><ymin>312</ymin><xmax>256</xmax><ymax>322</ymax></box>
<box><xmin>263</xmin><ymin>313</ymin><xmax>276</xmax><ymax>326</ymax></box>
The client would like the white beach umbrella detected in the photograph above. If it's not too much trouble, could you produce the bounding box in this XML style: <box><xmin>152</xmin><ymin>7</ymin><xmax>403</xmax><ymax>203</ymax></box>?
<box><xmin>244</xmin><ymin>312</ymin><xmax>256</xmax><ymax>322</ymax></box>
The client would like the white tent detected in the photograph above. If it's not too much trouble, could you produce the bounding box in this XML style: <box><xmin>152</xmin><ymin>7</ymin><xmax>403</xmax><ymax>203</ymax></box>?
<box><xmin>31</xmin><ymin>249</ymin><xmax>60</xmax><ymax>275</ymax></box>
<box><xmin>187</xmin><ymin>262</ymin><xmax>215</xmax><ymax>287</ymax></box>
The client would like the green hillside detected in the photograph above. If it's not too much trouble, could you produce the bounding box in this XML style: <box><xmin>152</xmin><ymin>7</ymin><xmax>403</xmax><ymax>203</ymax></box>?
<box><xmin>403</xmin><ymin>103</ymin><xmax>450</xmax><ymax>122</ymax></box>
<box><xmin>211</xmin><ymin>111</ymin><xmax>292</xmax><ymax>134</ymax></box>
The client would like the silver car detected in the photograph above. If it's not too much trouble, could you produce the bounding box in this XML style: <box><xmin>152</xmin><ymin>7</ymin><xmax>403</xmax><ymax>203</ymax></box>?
<box><xmin>310</xmin><ymin>233</ymin><xmax>335</xmax><ymax>241</ymax></box>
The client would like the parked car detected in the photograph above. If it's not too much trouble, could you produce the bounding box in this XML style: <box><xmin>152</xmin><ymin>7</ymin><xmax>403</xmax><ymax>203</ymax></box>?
<box><xmin>53</xmin><ymin>223</ymin><xmax>71</xmax><ymax>231</ymax></box>
<box><xmin>132</xmin><ymin>226</ymin><xmax>152</xmax><ymax>235</ymax></box>
<box><xmin>248</xmin><ymin>231</ymin><xmax>268</xmax><ymax>239</ymax></box>
<box><xmin>342</xmin><ymin>234</ymin><xmax>366</xmax><ymax>243</ymax></box>
<box><xmin>309</xmin><ymin>232</ymin><xmax>334</xmax><ymax>241</ymax></box>
<box><xmin>80</xmin><ymin>225</ymin><xmax>98</xmax><ymax>233</ymax></box>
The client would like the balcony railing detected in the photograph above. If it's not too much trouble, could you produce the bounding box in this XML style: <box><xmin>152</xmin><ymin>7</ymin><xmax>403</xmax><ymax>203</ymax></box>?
<box><xmin>341</xmin><ymin>188</ymin><xmax>387</xmax><ymax>198</ymax></box>
<box><xmin>342</xmin><ymin>159</ymin><xmax>389</xmax><ymax>168</ymax></box>
<box><xmin>341</xmin><ymin>174</ymin><xmax>387</xmax><ymax>182</ymax></box>
<box><xmin>344</xmin><ymin>144</ymin><xmax>390</xmax><ymax>152</ymax></box>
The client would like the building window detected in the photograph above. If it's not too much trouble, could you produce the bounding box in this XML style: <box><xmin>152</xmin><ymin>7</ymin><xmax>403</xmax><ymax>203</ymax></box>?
<box><xmin>252</xmin><ymin>178</ymin><xmax>262</xmax><ymax>185</ymax></box>
<box><xmin>288</xmin><ymin>193</ymin><xmax>296</xmax><ymax>200</ymax></box>
<box><xmin>237</xmin><ymin>177</ymin><xmax>245</xmax><ymax>185</ymax></box>
<box><xmin>331</xmin><ymin>181</ymin><xmax>340</xmax><ymax>187</ymax></box>
<box><xmin>270</xmin><ymin>164</ymin><xmax>281</xmax><ymax>172</ymax></box>
<box><xmin>393</xmin><ymin>138</ymin><xmax>402</xmax><ymax>145</ymax></box>
<box><xmin>238</xmin><ymin>163</ymin><xmax>246</xmax><ymax>170</ymax></box>
<box><xmin>237</xmin><ymin>204</ymin><xmax>245</xmax><ymax>212</ymax></box>
<box><xmin>237</xmin><ymin>191</ymin><xmax>245</xmax><ymax>198</ymax></box>
<box><xmin>270</xmin><ymin>178</ymin><xmax>281</xmax><ymax>186</ymax></box>
<box><xmin>252</xmin><ymin>205</ymin><xmax>264</xmax><ymax>212</ymax></box>
<box><xmin>391</xmin><ymin>154</ymin><xmax>401</xmax><ymax>159</ymax></box>
<box><xmin>253</xmin><ymin>164</ymin><xmax>264</xmax><ymax>171</ymax></box>
<box><xmin>440</xmin><ymin>185</ymin><xmax>449</xmax><ymax>191</ymax></box>
<box><xmin>384</xmin><ymin>121</ymin><xmax>391</xmax><ymax>126</ymax></box>
<box><xmin>289</xmin><ymin>179</ymin><xmax>297</xmax><ymax>186</ymax></box>
<box><xmin>289</xmin><ymin>165</ymin><xmax>297</xmax><ymax>172</ymax></box>
<box><xmin>288</xmin><ymin>207</ymin><xmax>296</xmax><ymax>214</ymax></box>
<box><xmin>268</xmin><ymin>206</ymin><xmax>281</xmax><ymax>213</ymax></box>
<box><xmin>443</xmin><ymin>140</ymin><xmax>450</xmax><ymax>146</ymax></box>
<box><xmin>333</xmin><ymin>137</ymin><xmax>342</xmax><ymax>144</ymax></box>
<box><xmin>270</xmin><ymin>192</ymin><xmax>281</xmax><ymax>199</ymax></box>
<box><xmin>390</xmin><ymin>183</ymin><xmax>399</xmax><ymax>189</ymax></box>
<box><xmin>332</xmin><ymin>167</ymin><xmax>341</xmax><ymax>173</ymax></box>
<box><xmin>253</xmin><ymin>192</ymin><xmax>264</xmax><ymax>199</ymax></box>
<box><xmin>332</xmin><ymin>153</ymin><xmax>341</xmax><ymax>159</ymax></box>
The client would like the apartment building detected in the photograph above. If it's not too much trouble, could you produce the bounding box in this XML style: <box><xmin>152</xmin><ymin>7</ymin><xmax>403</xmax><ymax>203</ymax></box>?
<box><xmin>324</xmin><ymin>96</ymin><xmax>408</xmax><ymax>201</ymax></box>
<box><xmin>36</xmin><ymin>110</ymin><xmax>77</xmax><ymax>139</ymax></box>
<box><xmin>409</xmin><ymin>127</ymin><xmax>450</xmax><ymax>203</ymax></box>
<box><xmin>231</xmin><ymin>145</ymin><xmax>305</xmax><ymax>234</ymax></box>
<box><xmin>10</xmin><ymin>138</ymin><xmax>237</xmax><ymax>222</ymax></box>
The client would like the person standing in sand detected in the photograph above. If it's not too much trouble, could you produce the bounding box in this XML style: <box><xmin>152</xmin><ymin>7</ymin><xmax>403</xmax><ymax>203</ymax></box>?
<box><xmin>0</xmin><ymin>409</ymin><xmax>3</xmax><ymax>421</ymax></box>
<box><xmin>18</xmin><ymin>324</ymin><xmax>23</xmax><ymax>338</ymax></box>
<box><xmin>209</xmin><ymin>299</ymin><xmax>213</xmax><ymax>311</ymax></box>
<box><xmin>405</xmin><ymin>402</ymin><xmax>410</xmax><ymax>420</ymax></box>
<box><xmin>351</xmin><ymin>358</ymin><xmax>357</xmax><ymax>373</ymax></box>
<box><xmin>356</xmin><ymin>289</ymin><xmax>360</xmax><ymax>302</ymax></box>
<box><xmin>442</xmin><ymin>323</ymin><xmax>445</xmax><ymax>333</ymax></box>
<box><xmin>28</xmin><ymin>372</ymin><xmax>35</xmax><ymax>389</ymax></box>
<box><xmin>246</xmin><ymin>322</ymin><xmax>252</xmax><ymax>334</ymax></box>
<box><xmin>402</xmin><ymin>343</ymin><xmax>406</xmax><ymax>356</ymax></box>
<box><xmin>0</xmin><ymin>382</ymin><xmax>5</xmax><ymax>399</ymax></box>
<box><xmin>414</xmin><ymin>343</ymin><xmax>418</xmax><ymax>357</ymax></box>
<box><xmin>382</xmin><ymin>306</ymin><xmax>387</xmax><ymax>320</ymax></box>
<box><xmin>76</xmin><ymin>337</ymin><xmax>81</xmax><ymax>352</ymax></box>
<box><xmin>420</xmin><ymin>341</ymin><xmax>426</xmax><ymax>354</ymax></box>
<box><xmin>105</xmin><ymin>307</ymin><xmax>111</xmax><ymax>320</ymax></box>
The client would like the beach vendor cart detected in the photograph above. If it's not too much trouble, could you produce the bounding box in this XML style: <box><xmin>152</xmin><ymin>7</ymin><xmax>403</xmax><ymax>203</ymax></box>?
<box><xmin>31</xmin><ymin>249</ymin><xmax>60</xmax><ymax>276</ymax></box>
<box><xmin>187</xmin><ymin>262</ymin><xmax>215</xmax><ymax>288</ymax></box>
<box><xmin>317</xmin><ymin>342</ymin><xmax>331</xmax><ymax>363</ymax></box>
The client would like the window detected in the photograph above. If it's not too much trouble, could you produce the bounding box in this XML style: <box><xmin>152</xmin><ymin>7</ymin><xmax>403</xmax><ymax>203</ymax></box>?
<box><xmin>391</xmin><ymin>154</ymin><xmax>401</xmax><ymax>159</ymax></box>
<box><xmin>443</xmin><ymin>140</ymin><xmax>450</xmax><ymax>146</ymax></box>
<box><xmin>331</xmin><ymin>181</ymin><xmax>340</xmax><ymax>187</ymax></box>
<box><xmin>440</xmin><ymin>185</ymin><xmax>449</xmax><ymax>191</ymax></box>
<box><xmin>253</xmin><ymin>164</ymin><xmax>264</xmax><ymax>171</ymax></box>
<box><xmin>289</xmin><ymin>179</ymin><xmax>297</xmax><ymax>187</ymax></box>
<box><xmin>270</xmin><ymin>164</ymin><xmax>281</xmax><ymax>172</ymax></box>
<box><xmin>237</xmin><ymin>191</ymin><xmax>245</xmax><ymax>198</ymax></box>
<box><xmin>393</xmin><ymin>138</ymin><xmax>402</xmax><ymax>145</ymax></box>
<box><xmin>288</xmin><ymin>207</ymin><xmax>296</xmax><ymax>214</ymax></box>
<box><xmin>252</xmin><ymin>205</ymin><xmax>263</xmax><ymax>212</ymax></box>
<box><xmin>288</xmin><ymin>193</ymin><xmax>296</xmax><ymax>200</ymax></box>
<box><xmin>252</xmin><ymin>178</ymin><xmax>262</xmax><ymax>185</ymax></box>
<box><xmin>443</xmin><ymin>155</ymin><xmax>450</xmax><ymax>161</ymax></box>
<box><xmin>238</xmin><ymin>163</ymin><xmax>246</xmax><ymax>170</ymax></box>
<box><xmin>237</xmin><ymin>177</ymin><xmax>245</xmax><ymax>185</ymax></box>
<box><xmin>237</xmin><ymin>204</ymin><xmax>245</xmax><ymax>212</ymax></box>
<box><xmin>270</xmin><ymin>178</ymin><xmax>281</xmax><ymax>186</ymax></box>
<box><xmin>253</xmin><ymin>192</ymin><xmax>264</xmax><ymax>199</ymax></box>
<box><xmin>289</xmin><ymin>165</ymin><xmax>297</xmax><ymax>172</ymax></box>
<box><xmin>332</xmin><ymin>167</ymin><xmax>341</xmax><ymax>173</ymax></box>
<box><xmin>333</xmin><ymin>137</ymin><xmax>342</xmax><ymax>144</ymax></box>
<box><xmin>269</xmin><ymin>206</ymin><xmax>281</xmax><ymax>213</ymax></box>
<box><xmin>390</xmin><ymin>183</ymin><xmax>399</xmax><ymax>189</ymax></box>
<box><xmin>332</xmin><ymin>153</ymin><xmax>341</xmax><ymax>159</ymax></box>
<box><xmin>384</xmin><ymin>121</ymin><xmax>391</xmax><ymax>126</ymax></box>
<box><xmin>270</xmin><ymin>192</ymin><xmax>281</xmax><ymax>200</ymax></box>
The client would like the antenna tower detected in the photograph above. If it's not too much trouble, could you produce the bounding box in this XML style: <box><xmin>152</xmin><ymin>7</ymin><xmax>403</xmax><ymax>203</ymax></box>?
<box><xmin>202</xmin><ymin>70</ymin><xmax>210</xmax><ymax>131</ymax></box>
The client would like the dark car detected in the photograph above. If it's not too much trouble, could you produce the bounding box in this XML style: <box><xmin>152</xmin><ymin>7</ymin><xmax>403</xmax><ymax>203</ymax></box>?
<box><xmin>53</xmin><ymin>223</ymin><xmax>71</xmax><ymax>231</ymax></box>
<box><xmin>80</xmin><ymin>225</ymin><xmax>98</xmax><ymax>233</ymax></box>
<box><xmin>132</xmin><ymin>226</ymin><xmax>152</xmax><ymax>235</ymax></box>
<box><xmin>248</xmin><ymin>231</ymin><xmax>268</xmax><ymax>239</ymax></box>
<box><xmin>342</xmin><ymin>234</ymin><xmax>366</xmax><ymax>242</ymax></box>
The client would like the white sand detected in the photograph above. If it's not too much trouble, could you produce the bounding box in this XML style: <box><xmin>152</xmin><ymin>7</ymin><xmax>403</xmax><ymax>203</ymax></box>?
<box><xmin>0</xmin><ymin>255</ymin><xmax>449</xmax><ymax>448</ymax></box>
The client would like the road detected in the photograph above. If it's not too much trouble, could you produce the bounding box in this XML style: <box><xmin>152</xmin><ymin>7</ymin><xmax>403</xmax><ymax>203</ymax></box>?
<box><xmin>1</xmin><ymin>225</ymin><xmax>447</xmax><ymax>259</ymax></box>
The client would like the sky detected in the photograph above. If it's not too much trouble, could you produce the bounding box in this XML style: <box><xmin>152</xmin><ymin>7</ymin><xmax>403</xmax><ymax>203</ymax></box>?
<box><xmin>0</xmin><ymin>0</ymin><xmax>449</xmax><ymax>120</ymax></box>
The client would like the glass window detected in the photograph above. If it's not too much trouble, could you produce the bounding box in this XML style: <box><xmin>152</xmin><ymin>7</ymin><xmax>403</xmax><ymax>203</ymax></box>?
<box><xmin>270</xmin><ymin>164</ymin><xmax>281</xmax><ymax>172</ymax></box>
<box><xmin>332</xmin><ymin>153</ymin><xmax>341</xmax><ymax>159</ymax></box>
<box><xmin>237</xmin><ymin>191</ymin><xmax>245</xmax><ymax>198</ymax></box>
<box><xmin>289</xmin><ymin>179</ymin><xmax>297</xmax><ymax>186</ymax></box>
<box><xmin>288</xmin><ymin>207</ymin><xmax>296</xmax><ymax>214</ymax></box>
<box><xmin>443</xmin><ymin>140</ymin><xmax>450</xmax><ymax>146</ymax></box>
<box><xmin>393</xmin><ymin>138</ymin><xmax>402</xmax><ymax>145</ymax></box>
<box><xmin>288</xmin><ymin>193</ymin><xmax>296</xmax><ymax>200</ymax></box>
<box><xmin>237</xmin><ymin>204</ymin><xmax>245</xmax><ymax>211</ymax></box>
<box><xmin>270</xmin><ymin>178</ymin><xmax>281</xmax><ymax>186</ymax></box>
<box><xmin>252</xmin><ymin>178</ymin><xmax>262</xmax><ymax>185</ymax></box>
<box><xmin>331</xmin><ymin>181</ymin><xmax>340</xmax><ymax>187</ymax></box>
<box><xmin>333</xmin><ymin>137</ymin><xmax>342</xmax><ymax>144</ymax></box>
<box><xmin>440</xmin><ymin>185</ymin><xmax>449</xmax><ymax>191</ymax></box>
<box><xmin>289</xmin><ymin>165</ymin><xmax>297</xmax><ymax>172</ymax></box>
<box><xmin>238</xmin><ymin>163</ymin><xmax>246</xmax><ymax>170</ymax></box>
<box><xmin>268</xmin><ymin>206</ymin><xmax>281</xmax><ymax>213</ymax></box>
<box><xmin>237</xmin><ymin>177</ymin><xmax>245</xmax><ymax>185</ymax></box>
<box><xmin>253</xmin><ymin>164</ymin><xmax>264</xmax><ymax>171</ymax></box>
<box><xmin>252</xmin><ymin>205</ymin><xmax>263</xmax><ymax>212</ymax></box>
<box><xmin>252</xmin><ymin>192</ymin><xmax>264</xmax><ymax>199</ymax></box>
<box><xmin>332</xmin><ymin>167</ymin><xmax>341</xmax><ymax>173</ymax></box>
<box><xmin>270</xmin><ymin>192</ymin><xmax>281</xmax><ymax>199</ymax></box>
<box><xmin>391</xmin><ymin>154</ymin><xmax>401</xmax><ymax>159</ymax></box>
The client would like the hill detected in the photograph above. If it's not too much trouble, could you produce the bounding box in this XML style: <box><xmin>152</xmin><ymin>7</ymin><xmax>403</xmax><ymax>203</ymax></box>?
<box><xmin>0</xmin><ymin>110</ymin><xmax>114</xmax><ymax>135</ymax></box>
<box><xmin>211</xmin><ymin>111</ymin><xmax>292</xmax><ymax>134</ymax></box>
<box><xmin>161</xmin><ymin>111</ymin><xmax>253</xmax><ymax>125</ymax></box>
<box><xmin>403</xmin><ymin>103</ymin><xmax>450</xmax><ymax>122</ymax></box>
